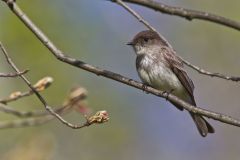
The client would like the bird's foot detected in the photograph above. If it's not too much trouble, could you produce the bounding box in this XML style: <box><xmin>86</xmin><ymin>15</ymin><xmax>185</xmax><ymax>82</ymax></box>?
<box><xmin>141</xmin><ymin>83</ymin><xmax>149</xmax><ymax>94</ymax></box>
<box><xmin>162</xmin><ymin>89</ymin><xmax>174</xmax><ymax>101</ymax></box>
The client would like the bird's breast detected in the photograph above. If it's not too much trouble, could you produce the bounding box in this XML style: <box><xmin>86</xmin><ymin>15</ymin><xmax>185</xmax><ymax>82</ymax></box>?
<box><xmin>136</xmin><ymin>55</ymin><xmax>187</xmax><ymax>99</ymax></box>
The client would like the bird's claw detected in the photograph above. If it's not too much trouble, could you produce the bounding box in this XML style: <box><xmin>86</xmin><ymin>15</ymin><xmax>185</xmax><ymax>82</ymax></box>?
<box><xmin>162</xmin><ymin>89</ymin><xmax>174</xmax><ymax>101</ymax></box>
<box><xmin>142</xmin><ymin>83</ymin><xmax>149</xmax><ymax>94</ymax></box>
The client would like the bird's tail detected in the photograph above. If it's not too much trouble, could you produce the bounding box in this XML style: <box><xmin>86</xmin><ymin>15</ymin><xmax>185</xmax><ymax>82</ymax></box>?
<box><xmin>190</xmin><ymin>113</ymin><xmax>215</xmax><ymax>137</ymax></box>
<box><xmin>171</xmin><ymin>94</ymin><xmax>214</xmax><ymax>137</ymax></box>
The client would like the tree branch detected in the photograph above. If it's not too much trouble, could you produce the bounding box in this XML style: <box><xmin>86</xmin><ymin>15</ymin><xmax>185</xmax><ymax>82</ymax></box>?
<box><xmin>0</xmin><ymin>70</ymin><xmax>28</xmax><ymax>77</ymax></box>
<box><xmin>0</xmin><ymin>86</ymin><xmax>86</xmax><ymax>118</ymax></box>
<box><xmin>0</xmin><ymin>102</ymin><xmax>70</xmax><ymax>118</ymax></box>
<box><xmin>0</xmin><ymin>42</ymin><xmax>108</xmax><ymax>129</ymax></box>
<box><xmin>179</xmin><ymin>56</ymin><xmax>240</xmax><ymax>82</ymax></box>
<box><xmin>0</xmin><ymin>76</ymin><xmax>53</xmax><ymax>104</ymax></box>
<box><xmin>0</xmin><ymin>115</ymin><xmax>55</xmax><ymax>129</ymax></box>
<box><xmin>120</xmin><ymin>0</ymin><xmax>240</xmax><ymax>31</ymax></box>
<box><xmin>0</xmin><ymin>110</ymin><xmax>109</xmax><ymax>129</ymax></box>
<box><xmin>115</xmin><ymin>0</ymin><xmax>172</xmax><ymax>49</ymax></box>
<box><xmin>0</xmin><ymin>83</ymin><xmax>108</xmax><ymax>129</ymax></box>
<box><xmin>1</xmin><ymin>1</ymin><xmax>240</xmax><ymax>128</ymax></box>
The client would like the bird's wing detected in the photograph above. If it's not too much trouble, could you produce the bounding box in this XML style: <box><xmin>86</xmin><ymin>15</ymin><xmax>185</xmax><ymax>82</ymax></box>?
<box><xmin>161</xmin><ymin>47</ymin><xmax>214</xmax><ymax>136</ymax></box>
<box><xmin>161</xmin><ymin>47</ymin><xmax>196</xmax><ymax>105</ymax></box>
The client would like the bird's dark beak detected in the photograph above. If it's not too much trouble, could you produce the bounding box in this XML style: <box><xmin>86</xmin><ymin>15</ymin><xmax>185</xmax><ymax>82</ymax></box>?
<box><xmin>126</xmin><ymin>41</ymin><xmax>133</xmax><ymax>46</ymax></box>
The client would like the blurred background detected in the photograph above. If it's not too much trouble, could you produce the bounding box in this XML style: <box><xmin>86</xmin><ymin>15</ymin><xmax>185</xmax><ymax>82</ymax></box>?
<box><xmin>0</xmin><ymin>0</ymin><xmax>240</xmax><ymax>159</ymax></box>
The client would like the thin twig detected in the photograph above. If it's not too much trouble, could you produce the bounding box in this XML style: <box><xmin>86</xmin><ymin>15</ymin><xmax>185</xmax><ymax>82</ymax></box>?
<box><xmin>120</xmin><ymin>0</ymin><xmax>240</xmax><ymax>31</ymax></box>
<box><xmin>0</xmin><ymin>90</ymin><xmax>33</xmax><ymax>104</ymax></box>
<box><xmin>0</xmin><ymin>110</ymin><xmax>109</xmax><ymax>129</ymax></box>
<box><xmin>0</xmin><ymin>70</ymin><xmax>28</xmax><ymax>77</ymax></box>
<box><xmin>0</xmin><ymin>76</ymin><xmax>54</xmax><ymax>104</ymax></box>
<box><xmin>2</xmin><ymin>1</ymin><xmax>240</xmax><ymax>128</ymax></box>
<box><xmin>0</xmin><ymin>103</ymin><xmax>68</xmax><ymax>118</ymax></box>
<box><xmin>0</xmin><ymin>42</ymin><xmax>108</xmax><ymax>129</ymax></box>
<box><xmin>115</xmin><ymin>0</ymin><xmax>240</xmax><ymax>82</ymax></box>
<box><xmin>115</xmin><ymin>0</ymin><xmax>172</xmax><ymax>49</ymax></box>
<box><xmin>0</xmin><ymin>93</ymin><xmax>108</xmax><ymax>129</ymax></box>
<box><xmin>0</xmin><ymin>86</ymin><xmax>87</xmax><ymax>118</ymax></box>
<box><xmin>0</xmin><ymin>86</ymin><xmax>107</xmax><ymax>129</ymax></box>
<box><xmin>0</xmin><ymin>115</ymin><xmax>55</xmax><ymax>129</ymax></box>
<box><xmin>179</xmin><ymin>57</ymin><xmax>240</xmax><ymax>82</ymax></box>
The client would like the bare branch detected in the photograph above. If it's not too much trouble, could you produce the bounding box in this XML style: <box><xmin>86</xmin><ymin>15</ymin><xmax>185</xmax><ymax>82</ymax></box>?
<box><xmin>179</xmin><ymin>57</ymin><xmax>240</xmax><ymax>82</ymax></box>
<box><xmin>0</xmin><ymin>42</ymin><xmax>108</xmax><ymax>129</ymax></box>
<box><xmin>0</xmin><ymin>70</ymin><xmax>28</xmax><ymax>77</ymax></box>
<box><xmin>0</xmin><ymin>103</ymin><xmax>68</xmax><ymax>118</ymax></box>
<box><xmin>0</xmin><ymin>110</ymin><xmax>109</xmax><ymax>129</ymax></box>
<box><xmin>0</xmin><ymin>115</ymin><xmax>55</xmax><ymax>129</ymax></box>
<box><xmin>0</xmin><ymin>86</ymin><xmax>108</xmax><ymax>129</ymax></box>
<box><xmin>114</xmin><ymin>0</ymin><xmax>172</xmax><ymax>49</ymax></box>
<box><xmin>0</xmin><ymin>90</ymin><xmax>33</xmax><ymax>104</ymax></box>
<box><xmin>0</xmin><ymin>87</ymin><xmax>83</xmax><ymax>117</ymax></box>
<box><xmin>120</xmin><ymin>0</ymin><xmax>240</xmax><ymax>31</ymax></box>
<box><xmin>1</xmin><ymin>1</ymin><xmax>240</xmax><ymax>128</ymax></box>
<box><xmin>0</xmin><ymin>76</ymin><xmax>54</xmax><ymax>104</ymax></box>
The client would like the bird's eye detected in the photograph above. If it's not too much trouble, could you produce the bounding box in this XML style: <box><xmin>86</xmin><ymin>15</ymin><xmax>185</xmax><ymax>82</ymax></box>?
<box><xmin>143</xmin><ymin>38</ymin><xmax>149</xmax><ymax>42</ymax></box>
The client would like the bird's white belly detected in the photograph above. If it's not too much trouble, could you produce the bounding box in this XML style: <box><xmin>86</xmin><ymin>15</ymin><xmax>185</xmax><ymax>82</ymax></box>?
<box><xmin>138</xmin><ymin>63</ymin><xmax>188</xmax><ymax>100</ymax></box>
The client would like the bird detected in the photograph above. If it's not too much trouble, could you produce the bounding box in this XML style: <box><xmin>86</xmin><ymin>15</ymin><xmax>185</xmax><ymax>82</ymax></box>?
<box><xmin>127</xmin><ymin>30</ymin><xmax>214</xmax><ymax>137</ymax></box>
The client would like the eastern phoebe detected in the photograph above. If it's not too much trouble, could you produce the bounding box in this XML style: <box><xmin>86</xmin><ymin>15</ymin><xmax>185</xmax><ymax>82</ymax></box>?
<box><xmin>127</xmin><ymin>30</ymin><xmax>214</xmax><ymax>137</ymax></box>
